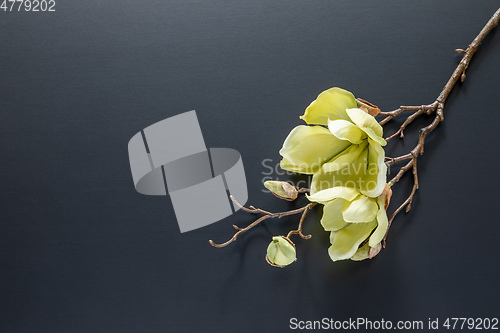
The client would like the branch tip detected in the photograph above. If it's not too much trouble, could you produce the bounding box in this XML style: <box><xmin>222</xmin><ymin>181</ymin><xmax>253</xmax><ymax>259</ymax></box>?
<box><xmin>211</xmin><ymin>198</ymin><xmax>316</xmax><ymax>249</ymax></box>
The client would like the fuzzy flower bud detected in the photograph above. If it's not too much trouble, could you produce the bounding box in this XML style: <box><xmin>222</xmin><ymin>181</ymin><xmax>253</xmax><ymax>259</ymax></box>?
<box><xmin>264</xmin><ymin>181</ymin><xmax>298</xmax><ymax>201</ymax></box>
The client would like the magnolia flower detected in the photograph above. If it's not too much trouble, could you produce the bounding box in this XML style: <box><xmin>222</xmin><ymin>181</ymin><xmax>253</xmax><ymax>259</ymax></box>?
<box><xmin>266</xmin><ymin>236</ymin><xmax>296</xmax><ymax>267</ymax></box>
<box><xmin>279</xmin><ymin>87</ymin><xmax>387</xmax><ymax>197</ymax></box>
<box><xmin>307</xmin><ymin>186</ymin><xmax>389</xmax><ymax>262</ymax></box>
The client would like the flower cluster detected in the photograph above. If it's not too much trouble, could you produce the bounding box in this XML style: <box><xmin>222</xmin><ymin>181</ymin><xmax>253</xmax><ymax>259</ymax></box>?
<box><xmin>212</xmin><ymin>11</ymin><xmax>497</xmax><ymax>267</ymax></box>
<box><xmin>268</xmin><ymin>87</ymin><xmax>391</xmax><ymax>264</ymax></box>
<box><xmin>307</xmin><ymin>186</ymin><xmax>388</xmax><ymax>261</ymax></box>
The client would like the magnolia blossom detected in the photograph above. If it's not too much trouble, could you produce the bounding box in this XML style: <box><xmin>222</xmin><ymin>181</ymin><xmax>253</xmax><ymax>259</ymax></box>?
<box><xmin>279</xmin><ymin>87</ymin><xmax>387</xmax><ymax>198</ymax></box>
<box><xmin>307</xmin><ymin>186</ymin><xmax>389</xmax><ymax>262</ymax></box>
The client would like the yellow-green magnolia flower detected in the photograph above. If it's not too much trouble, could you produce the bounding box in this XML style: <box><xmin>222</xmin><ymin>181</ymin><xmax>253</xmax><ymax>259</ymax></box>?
<box><xmin>266</xmin><ymin>236</ymin><xmax>296</xmax><ymax>267</ymax></box>
<box><xmin>279</xmin><ymin>87</ymin><xmax>387</xmax><ymax>198</ymax></box>
<box><xmin>307</xmin><ymin>186</ymin><xmax>389</xmax><ymax>262</ymax></box>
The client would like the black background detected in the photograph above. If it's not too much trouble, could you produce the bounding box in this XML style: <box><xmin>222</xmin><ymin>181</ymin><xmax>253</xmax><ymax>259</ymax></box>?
<box><xmin>1</xmin><ymin>1</ymin><xmax>499</xmax><ymax>332</ymax></box>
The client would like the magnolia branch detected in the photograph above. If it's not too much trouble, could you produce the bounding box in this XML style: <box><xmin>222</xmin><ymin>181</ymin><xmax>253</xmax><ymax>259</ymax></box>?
<box><xmin>381</xmin><ymin>8</ymin><xmax>500</xmax><ymax>243</ymax></box>
<box><xmin>209</xmin><ymin>195</ymin><xmax>316</xmax><ymax>248</ymax></box>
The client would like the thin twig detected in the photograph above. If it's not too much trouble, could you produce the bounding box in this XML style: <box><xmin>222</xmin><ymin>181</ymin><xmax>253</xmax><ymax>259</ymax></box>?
<box><xmin>381</xmin><ymin>102</ymin><xmax>438</xmax><ymax>139</ymax></box>
<box><xmin>286</xmin><ymin>203</ymin><xmax>315</xmax><ymax>240</ymax></box>
<box><xmin>296</xmin><ymin>187</ymin><xmax>310</xmax><ymax>193</ymax></box>
<box><xmin>382</xmin><ymin>8</ymin><xmax>500</xmax><ymax>243</ymax></box>
<box><xmin>379</xmin><ymin>103</ymin><xmax>437</xmax><ymax>128</ymax></box>
<box><xmin>209</xmin><ymin>196</ymin><xmax>316</xmax><ymax>248</ymax></box>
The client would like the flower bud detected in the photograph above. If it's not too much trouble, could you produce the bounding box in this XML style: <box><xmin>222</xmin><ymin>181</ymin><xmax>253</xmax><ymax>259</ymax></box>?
<box><xmin>266</xmin><ymin>236</ymin><xmax>296</xmax><ymax>267</ymax></box>
<box><xmin>264</xmin><ymin>181</ymin><xmax>298</xmax><ymax>201</ymax></box>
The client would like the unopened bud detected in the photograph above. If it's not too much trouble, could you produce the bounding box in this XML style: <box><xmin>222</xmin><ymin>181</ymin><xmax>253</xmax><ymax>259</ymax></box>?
<box><xmin>266</xmin><ymin>236</ymin><xmax>296</xmax><ymax>267</ymax></box>
<box><xmin>264</xmin><ymin>181</ymin><xmax>298</xmax><ymax>201</ymax></box>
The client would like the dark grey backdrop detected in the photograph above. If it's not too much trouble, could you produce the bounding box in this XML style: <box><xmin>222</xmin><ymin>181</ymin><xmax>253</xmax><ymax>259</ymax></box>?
<box><xmin>1</xmin><ymin>1</ymin><xmax>499</xmax><ymax>332</ymax></box>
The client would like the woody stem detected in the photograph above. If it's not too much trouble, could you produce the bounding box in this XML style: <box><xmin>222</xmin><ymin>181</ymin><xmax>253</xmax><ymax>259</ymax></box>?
<box><xmin>382</xmin><ymin>8</ymin><xmax>500</xmax><ymax>244</ymax></box>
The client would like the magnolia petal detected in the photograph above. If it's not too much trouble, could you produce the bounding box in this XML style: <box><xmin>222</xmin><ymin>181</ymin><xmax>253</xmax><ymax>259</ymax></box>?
<box><xmin>279</xmin><ymin>158</ymin><xmax>305</xmax><ymax>174</ymax></box>
<box><xmin>328</xmin><ymin>221</ymin><xmax>377</xmax><ymax>262</ymax></box>
<box><xmin>310</xmin><ymin>150</ymin><xmax>368</xmax><ymax>194</ymax></box>
<box><xmin>346</xmin><ymin>108</ymin><xmax>385</xmax><ymax>144</ymax></box>
<box><xmin>342</xmin><ymin>194</ymin><xmax>378</xmax><ymax>223</ymax></box>
<box><xmin>365</xmin><ymin>131</ymin><xmax>386</xmax><ymax>146</ymax></box>
<box><xmin>300</xmin><ymin>87</ymin><xmax>356</xmax><ymax>125</ymax></box>
<box><xmin>322</xmin><ymin>140</ymin><xmax>368</xmax><ymax>173</ymax></box>
<box><xmin>360</xmin><ymin>139</ymin><xmax>387</xmax><ymax>197</ymax></box>
<box><xmin>350</xmin><ymin>243</ymin><xmax>371</xmax><ymax>261</ymax></box>
<box><xmin>307</xmin><ymin>186</ymin><xmax>359</xmax><ymax>204</ymax></box>
<box><xmin>279</xmin><ymin>125</ymin><xmax>350</xmax><ymax>174</ymax></box>
<box><xmin>311</xmin><ymin>169</ymin><xmax>361</xmax><ymax>195</ymax></box>
<box><xmin>369</xmin><ymin>197</ymin><xmax>389</xmax><ymax>247</ymax></box>
<box><xmin>328</xmin><ymin>119</ymin><xmax>365</xmax><ymax>144</ymax></box>
<box><xmin>320</xmin><ymin>199</ymin><xmax>348</xmax><ymax>231</ymax></box>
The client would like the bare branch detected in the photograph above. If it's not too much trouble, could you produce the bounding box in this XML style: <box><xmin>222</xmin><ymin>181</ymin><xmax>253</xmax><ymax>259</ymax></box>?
<box><xmin>382</xmin><ymin>8</ymin><xmax>500</xmax><ymax>243</ymax></box>
<box><xmin>286</xmin><ymin>203</ymin><xmax>314</xmax><ymax>240</ymax></box>
<box><xmin>209</xmin><ymin>196</ymin><xmax>316</xmax><ymax>248</ymax></box>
